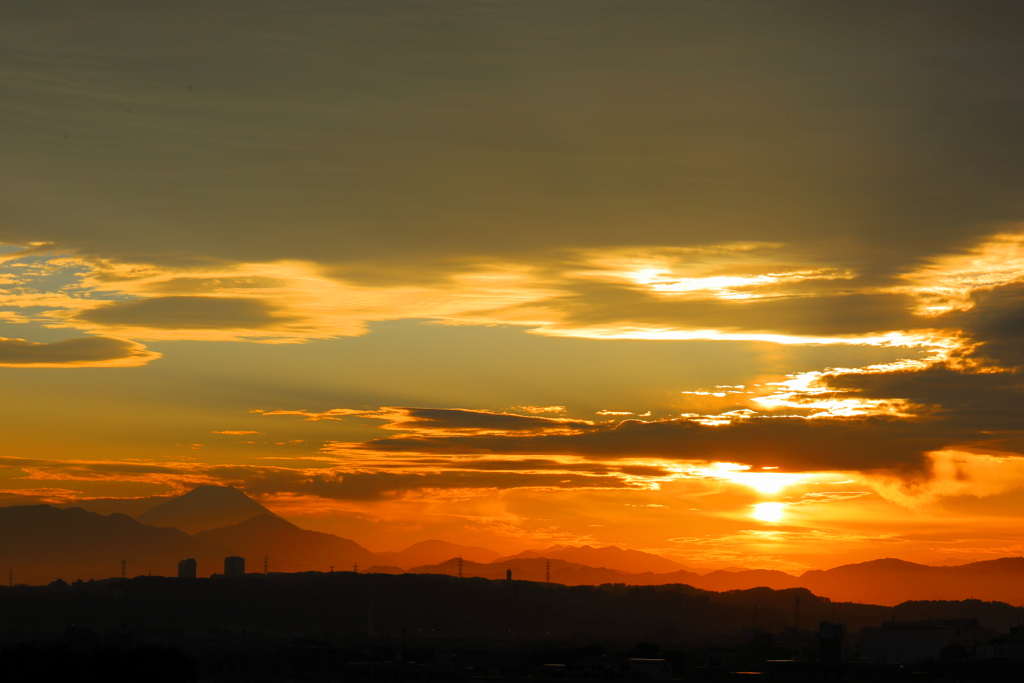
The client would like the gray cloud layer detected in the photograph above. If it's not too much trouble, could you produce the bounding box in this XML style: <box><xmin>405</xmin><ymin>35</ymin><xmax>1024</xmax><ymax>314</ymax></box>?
<box><xmin>354</xmin><ymin>415</ymin><xmax>946</xmax><ymax>473</ymax></box>
<box><xmin>381</xmin><ymin>408</ymin><xmax>595</xmax><ymax>434</ymax></box>
<box><xmin>537</xmin><ymin>283</ymin><xmax>919</xmax><ymax>337</ymax></box>
<box><xmin>3</xmin><ymin>1</ymin><xmax>1024</xmax><ymax>277</ymax></box>
<box><xmin>0</xmin><ymin>336</ymin><xmax>158</xmax><ymax>367</ymax></box>
<box><xmin>76</xmin><ymin>296</ymin><xmax>296</xmax><ymax>330</ymax></box>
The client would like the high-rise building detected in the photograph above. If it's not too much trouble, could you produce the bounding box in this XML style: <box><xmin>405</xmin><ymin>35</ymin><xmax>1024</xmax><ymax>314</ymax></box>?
<box><xmin>177</xmin><ymin>558</ymin><xmax>197</xmax><ymax>579</ymax></box>
<box><xmin>224</xmin><ymin>556</ymin><xmax>245</xmax><ymax>577</ymax></box>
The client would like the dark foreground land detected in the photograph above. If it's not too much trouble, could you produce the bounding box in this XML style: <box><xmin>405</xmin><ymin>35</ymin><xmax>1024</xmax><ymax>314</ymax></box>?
<box><xmin>2</xmin><ymin>571</ymin><xmax>1024</xmax><ymax>682</ymax></box>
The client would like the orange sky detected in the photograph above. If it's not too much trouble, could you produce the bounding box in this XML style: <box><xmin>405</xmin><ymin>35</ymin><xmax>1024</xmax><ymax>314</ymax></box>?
<box><xmin>3</xmin><ymin>1</ymin><xmax>1024</xmax><ymax>571</ymax></box>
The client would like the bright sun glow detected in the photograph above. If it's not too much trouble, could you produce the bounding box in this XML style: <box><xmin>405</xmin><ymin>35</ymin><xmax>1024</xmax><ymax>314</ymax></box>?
<box><xmin>720</xmin><ymin>471</ymin><xmax>805</xmax><ymax>493</ymax></box>
<box><xmin>752</xmin><ymin>502</ymin><xmax>786</xmax><ymax>522</ymax></box>
<box><xmin>697</xmin><ymin>463</ymin><xmax>804</xmax><ymax>493</ymax></box>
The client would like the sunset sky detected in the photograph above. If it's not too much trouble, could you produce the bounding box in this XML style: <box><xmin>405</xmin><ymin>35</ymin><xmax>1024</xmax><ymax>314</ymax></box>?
<box><xmin>3</xmin><ymin>1</ymin><xmax>1024</xmax><ymax>572</ymax></box>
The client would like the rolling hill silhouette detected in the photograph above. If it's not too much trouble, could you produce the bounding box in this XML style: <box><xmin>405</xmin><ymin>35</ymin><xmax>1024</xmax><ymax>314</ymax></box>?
<box><xmin>794</xmin><ymin>557</ymin><xmax>1024</xmax><ymax>605</ymax></box>
<box><xmin>136</xmin><ymin>485</ymin><xmax>277</xmax><ymax>534</ymax></box>
<box><xmin>402</xmin><ymin>556</ymin><xmax>704</xmax><ymax>586</ymax></box>
<box><xmin>376</xmin><ymin>540</ymin><xmax>500</xmax><ymax>568</ymax></box>
<box><xmin>193</xmin><ymin>514</ymin><xmax>380</xmax><ymax>573</ymax></box>
<box><xmin>0</xmin><ymin>505</ymin><xmax>226</xmax><ymax>582</ymax></box>
<box><xmin>695</xmin><ymin>568</ymin><xmax>802</xmax><ymax>592</ymax></box>
<box><xmin>394</xmin><ymin>554</ymin><xmax>1024</xmax><ymax>606</ymax></box>
<box><xmin>496</xmin><ymin>544</ymin><xmax>691</xmax><ymax>574</ymax></box>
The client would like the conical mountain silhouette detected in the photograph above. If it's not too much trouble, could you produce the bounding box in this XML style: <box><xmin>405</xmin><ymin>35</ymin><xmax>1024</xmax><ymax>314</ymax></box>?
<box><xmin>136</xmin><ymin>485</ymin><xmax>277</xmax><ymax>534</ymax></box>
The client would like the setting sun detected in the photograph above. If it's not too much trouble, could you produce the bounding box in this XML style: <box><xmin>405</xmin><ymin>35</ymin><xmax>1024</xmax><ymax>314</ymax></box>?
<box><xmin>752</xmin><ymin>502</ymin><xmax>787</xmax><ymax>522</ymax></box>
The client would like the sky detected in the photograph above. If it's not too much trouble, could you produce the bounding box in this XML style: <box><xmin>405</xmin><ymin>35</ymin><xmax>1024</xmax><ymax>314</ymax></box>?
<box><xmin>3</xmin><ymin>0</ymin><xmax>1024</xmax><ymax>572</ymax></box>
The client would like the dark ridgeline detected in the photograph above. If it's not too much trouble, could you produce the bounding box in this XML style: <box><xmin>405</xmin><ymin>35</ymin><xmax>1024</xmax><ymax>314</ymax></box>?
<box><xmin>391</xmin><ymin>556</ymin><xmax>1024</xmax><ymax>607</ymax></box>
<box><xmin>0</xmin><ymin>573</ymin><xmax>1023</xmax><ymax>682</ymax></box>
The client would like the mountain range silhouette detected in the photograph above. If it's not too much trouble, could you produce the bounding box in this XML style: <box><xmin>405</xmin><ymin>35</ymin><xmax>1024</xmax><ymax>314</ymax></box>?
<box><xmin>2</xmin><ymin>485</ymin><xmax>1023</xmax><ymax>607</ymax></box>
<box><xmin>376</xmin><ymin>539</ymin><xmax>501</xmax><ymax>568</ymax></box>
<box><xmin>495</xmin><ymin>544</ymin><xmax>694</xmax><ymax>573</ymax></box>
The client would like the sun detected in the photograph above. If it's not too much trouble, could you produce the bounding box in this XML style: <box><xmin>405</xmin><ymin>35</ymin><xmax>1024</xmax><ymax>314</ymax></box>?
<box><xmin>752</xmin><ymin>502</ymin><xmax>786</xmax><ymax>522</ymax></box>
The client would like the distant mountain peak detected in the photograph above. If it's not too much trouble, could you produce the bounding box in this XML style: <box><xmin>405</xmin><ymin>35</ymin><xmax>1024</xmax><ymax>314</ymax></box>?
<box><xmin>375</xmin><ymin>539</ymin><xmax>501</xmax><ymax>568</ymax></box>
<box><xmin>135</xmin><ymin>485</ymin><xmax>278</xmax><ymax>534</ymax></box>
<box><xmin>176</xmin><ymin>485</ymin><xmax>257</xmax><ymax>502</ymax></box>
<box><xmin>497</xmin><ymin>544</ymin><xmax>687</xmax><ymax>574</ymax></box>
<box><xmin>405</xmin><ymin>540</ymin><xmax>464</xmax><ymax>550</ymax></box>
<box><xmin>846</xmin><ymin>557</ymin><xmax>925</xmax><ymax>569</ymax></box>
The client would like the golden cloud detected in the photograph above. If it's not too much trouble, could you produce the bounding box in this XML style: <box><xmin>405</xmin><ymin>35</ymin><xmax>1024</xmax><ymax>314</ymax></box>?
<box><xmin>0</xmin><ymin>240</ymin><xmax>974</xmax><ymax>351</ymax></box>
<box><xmin>865</xmin><ymin>450</ymin><xmax>1024</xmax><ymax>508</ymax></box>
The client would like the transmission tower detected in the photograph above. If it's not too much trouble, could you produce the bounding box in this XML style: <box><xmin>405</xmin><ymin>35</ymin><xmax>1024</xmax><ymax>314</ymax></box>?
<box><xmin>353</xmin><ymin>562</ymin><xmax>359</xmax><ymax>574</ymax></box>
<box><xmin>7</xmin><ymin>567</ymin><xmax>10</xmax><ymax>588</ymax></box>
<box><xmin>121</xmin><ymin>560</ymin><xmax>126</xmax><ymax>579</ymax></box>
<box><xmin>457</xmin><ymin>555</ymin><xmax>463</xmax><ymax>578</ymax></box>
<box><xmin>263</xmin><ymin>555</ymin><xmax>269</xmax><ymax>574</ymax></box>
<box><xmin>545</xmin><ymin>559</ymin><xmax>551</xmax><ymax>583</ymax></box>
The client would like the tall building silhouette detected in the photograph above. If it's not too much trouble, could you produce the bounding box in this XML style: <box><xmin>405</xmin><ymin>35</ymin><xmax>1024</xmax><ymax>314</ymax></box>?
<box><xmin>177</xmin><ymin>558</ymin><xmax>197</xmax><ymax>579</ymax></box>
<box><xmin>819</xmin><ymin>621</ymin><xmax>846</xmax><ymax>662</ymax></box>
<box><xmin>225</xmin><ymin>556</ymin><xmax>245</xmax><ymax>577</ymax></box>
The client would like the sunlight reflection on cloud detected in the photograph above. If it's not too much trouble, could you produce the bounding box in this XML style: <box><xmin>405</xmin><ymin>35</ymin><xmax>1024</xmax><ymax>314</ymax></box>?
<box><xmin>901</xmin><ymin>233</ymin><xmax>1024</xmax><ymax>315</ymax></box>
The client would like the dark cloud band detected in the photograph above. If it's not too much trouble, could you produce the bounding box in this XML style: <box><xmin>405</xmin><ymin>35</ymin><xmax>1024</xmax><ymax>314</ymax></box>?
<box><xmin>0</xmin><ymin>336</ymin><xmax>159</xmax><ymax>368</ymax></box>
